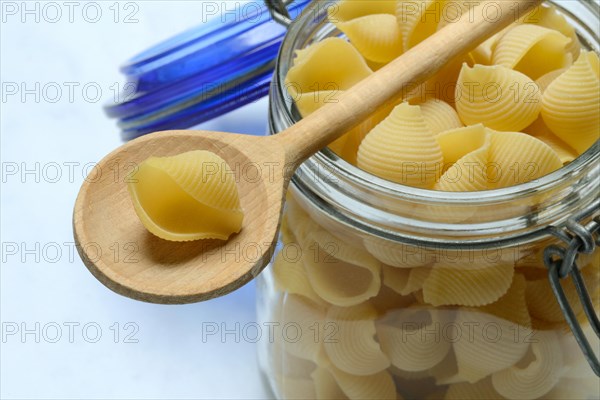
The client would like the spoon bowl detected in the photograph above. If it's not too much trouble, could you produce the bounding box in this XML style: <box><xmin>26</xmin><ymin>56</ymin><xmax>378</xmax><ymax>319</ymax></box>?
<box><xmin>74</xmin><ymin>0</ymin><xmax>541</xmax><ymax>303</ymax></box>
<box><xmin>73</xmin><ymin>130</ymin><xmax>287</xmax><ymax>303</ymax></box>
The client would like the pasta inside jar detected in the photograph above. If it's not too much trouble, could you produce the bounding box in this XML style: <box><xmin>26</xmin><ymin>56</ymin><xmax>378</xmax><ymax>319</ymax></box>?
<box><xmin>259</xmin><ymin>1</ymin><xmax>600</xmax><ymax>399</ymax></box>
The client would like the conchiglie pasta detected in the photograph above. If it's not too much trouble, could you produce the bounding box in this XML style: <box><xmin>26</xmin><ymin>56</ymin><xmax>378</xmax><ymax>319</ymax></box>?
<box><xmin>327</xmin><ymin>0</ymin><xmax>396</xmax><ymax>24</ymax></box>
<box><xmin>434</xmin><ymin>135</ymin><xmax>490</xmax><ymax>192</ymax></box>
<box><xmin>377</xmin><ymin>308</ymin><xmax>451</xmax><ymax>371</ymax></box>
<box><xmin>382</xmin><ymin>265</ymin><xmax>431</xmax><ymax>296</ymax></box>
<box><xmin>285</xmin><ymin>37</ymin><xmax>372</xmax><ymax>98</ymax></box>
<box><xmin>523</xmin><ymin>4</ymin><xmax>581</xmax><ymax>59</ymax></box>
<box><xmin>534</xmin><ymin>133</ymin><xmax>578</xmax><ymax>164</ymax></box>
<box><xmin>272</xmin><ymin>252</ymin><xmax>325</xmax><ymax>306</ymax></box>
<box><xmin>453</xmin><ymin>309</ymin><xmax>531</xmax><ymax>383</ymax></box>
<box><xmin>479</xmin><ymin>273</ymin><xmax>531</xmax><ymax>328</ymax></box>
<box><xmin>363</xmin><ymin>237</ymin><xmax>433</xmax><ymax>269</ymax></box>
<box><xmin>303</xmin><ymin>230</ymin><xmax>381</xmax><ymax>307</ymax></box>
<box><xmin>491</xmin><ymin>330</ymin><xmax>563</xmax><ymax>400</ymax></box>
<box><xmin>455</xmin><ymin>64</ymin><xmax>542</xmax><ymax>132</ymax></box>
<box><xmin>324</xmin><ymin>303</ymin><xmax>390</xmax><ymax>375</ymax></box>
<box><xmin>128</xmin><ymin>150</ymin><xmax>243</xmax><ymax>241</ymax></box>
<box><xmin>445</xmin><ymin>378</ymin><xmax>502</xmax><ymax>400</ymax></box>
<box><xmin>541</xmin><ymin>51</ymin><xmax>600</xmax><ymax>153</ymax></box>
<box><xmin>281</xmin><ymin>294</ymin><xmax>327</xmax><ymax>362</ymax></box>
<box><xmin>396</xmin><ymin>0</ymin><xmax>443</xmax><ymax>50</ymax></box>
<box><xmin>436</xmin><ymin>124</ymin><xmax>488</xmax><ymax>165</ymax></box>
<box><xmin>335</xmin><ymin>14</ymin><xmax>403</xmax><ymax>63</ymax></box>
<box><xmin>492</xmin><ymin>24</ymin><xmax>572</xmax><ymax>80</ymax></box>
<box><xmin>535</xmin><ymin>68</ymin><xmax>567</xmax><ymax>93</ymax></box>
<box><xmin>488</xmin><ymin>130</ymin><xmax>562</xmax><ymax>189</ymax></box>
<box><xmin>414</xmin><ymin>98</ymin><xmax>463</xmax><ymax>135</ymax></box>
<box><xmin>422</xmin><ymin>262</ymin><xmax>514</xmax><ymax>307</ymax></box>
<box><xmin>357</xmin><ymin>102</ymin><xmax>443</xmax><ymax>188</ymax></box>
<box><xmin>313</xmin><ymin>363</ymin><xmax>397</xmax><ymax>400</ymax></box>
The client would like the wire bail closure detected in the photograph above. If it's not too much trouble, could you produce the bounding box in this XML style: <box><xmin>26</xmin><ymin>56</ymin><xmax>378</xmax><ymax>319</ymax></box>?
<box><xmin>265</xmin><ymin>0</ymin><xmax>294</xmax><ymax>27</ymax></box>
<box><xmin>544</xmin><ymin>198</ymin><xmax>600</xmax><ymax>376</ymax></box>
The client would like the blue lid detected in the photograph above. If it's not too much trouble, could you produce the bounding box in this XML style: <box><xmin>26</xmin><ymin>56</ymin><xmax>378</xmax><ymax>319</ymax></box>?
<box><xmin>105</xmin><ymin>0</ymin><xmax>309</xmax><ymax>141</ymax></box>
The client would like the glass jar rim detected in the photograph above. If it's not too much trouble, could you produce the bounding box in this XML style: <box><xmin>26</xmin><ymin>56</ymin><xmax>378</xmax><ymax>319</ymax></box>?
<box><xmin>270</xmin><ymin>0</ymin><xmax>600</xmax><ymax>245</ymax></box>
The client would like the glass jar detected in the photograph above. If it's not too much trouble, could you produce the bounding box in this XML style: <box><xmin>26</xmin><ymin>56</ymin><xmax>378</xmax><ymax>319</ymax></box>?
<box><xmin>257</xmin><ymin>1</ymin><xmax>600</xmax><ymax>399</ymax></box>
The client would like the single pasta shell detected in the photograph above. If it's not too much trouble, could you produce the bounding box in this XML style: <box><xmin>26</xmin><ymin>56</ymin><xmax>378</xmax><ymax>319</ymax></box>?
<box><xmin>541</xmin><ymin>51</ymin><xmax>600</xmax><ymax>153</ymax></box>
<box><xmin>280</xmin><ymin>294</ymin><xmax>327</xmax><ymax>362</ymax></box>
<box><xmin>453</xmin><ymin>309</ymin><xmax>531</xmax><ymax>383</ymax></box>
<box><xmin>336</xmin><ymin>14</ymin><xmax>403</xmax><ymax>63</ymax></box>
<box><xmin>127</xmin><ymin>150</ymin><xmax>243</xmax><ymax>241</ymax></box>
<box><xmin>488</xmin><ymin>130</ymin><xmax>563</xmax><ymax>189</ymax></box>
<box><xmin>377</xmin><ymin>307</ymin><xmax>452</xmax><ymax>372</ymax></box>
<box><xmin>396</xmin><ymin>0</ymin><xmax>442</xmax><ymax>49</ymax></box>
<box><xmin>478</xmin><ymin>273</ymin><xmax>531</xmax><ymax>328</ymax></box>
<box><xmin>434</xmin><ymin>136</ymin><xmax>490</xmax><ymax>192</ymax></box>
<box><xmin>324</xmin><ymin>303</ymin><xmax>391</xmax><ymax>376</ymax></box>
<box><xmin>357</xmin><ymin>102</ymin><xmax>443</xmax><ymax>188</ymax></box>
<box><xmin>522</xmin><ymin>4</ymin><xmax>581</xmax><ymax>59</ymax></box>
<box><xmin>327</xmin><ymin>0</ymin><xmax>396</xmax><ymax>24</ymax></box>
<box><xmin>271</xmin><ymin>251</ymin><xmax>326</xmax><ymax>307</ymax></box>
<box><xmin>455</xmin><ymin>64</ymin><xmax>542</xmax><ymax>132</ymax></box>
<box><xmin>285</xmin><ymin>37</ymin><xmax>372</xmax><ymax>98</ymax></box>
<box><xmin>436</xmin><ymin>124</ymin><xmax>489</xmax><ymax>165</ymax></box>
<box><xmin>413</xmin><ymin>98</ymin><xmax>463</xmax><ymax>135</ymax></box>
<box><xmin>422</xmin><ymin>262</ymin><xmax>514</xmax><ymax>307</ymax></box>
<box><xmin>492</xmin><ymin>24</ymin><xmax>572</xmax><ymax>80</ymax></box>
<box><xmin>491</xmin><ymin>330</ymin><xmax>563</xmax><ymax>400</ymax></box>
<box><xmin>303</xmin><ymin>230</ymin><xmax>381</xmax><ymax>307</ymax></box>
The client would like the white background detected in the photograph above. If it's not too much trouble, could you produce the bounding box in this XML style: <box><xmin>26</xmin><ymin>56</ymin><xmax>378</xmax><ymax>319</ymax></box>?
<box><xmin>1</xmin><ymin>1</ymin><xmax>275</xmax><ymax>398</ymax></box>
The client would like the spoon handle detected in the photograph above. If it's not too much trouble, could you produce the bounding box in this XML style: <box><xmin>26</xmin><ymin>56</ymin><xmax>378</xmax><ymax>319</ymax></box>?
<box><xmin>276</xmin><ymin>0</ymin><xmax>542</xmax><ymax>167</ymax></box>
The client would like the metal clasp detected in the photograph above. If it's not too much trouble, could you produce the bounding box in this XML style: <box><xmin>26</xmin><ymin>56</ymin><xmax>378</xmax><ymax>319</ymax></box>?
<box><xmin>265</xmin><ymin>0</ymin><xmax>295</xmax><ymax>27</ymax></box>
<box><xmin>544</xmin><ymin>198</ymin><xmax>600</xmax><ymax>376</ymax></box>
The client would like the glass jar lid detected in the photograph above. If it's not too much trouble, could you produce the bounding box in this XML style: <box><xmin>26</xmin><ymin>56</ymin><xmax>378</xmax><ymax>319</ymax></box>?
<box><xmin>105</xmin><ymin>0</ymin><xmax>310</xmax><ymax>141</ymax></box>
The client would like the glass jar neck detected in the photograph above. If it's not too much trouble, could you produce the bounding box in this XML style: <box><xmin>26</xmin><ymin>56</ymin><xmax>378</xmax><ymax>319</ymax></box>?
<box><xmin>269</xmin><ymin>0</ymin><xmax>600</xmax><ymax>248</ymax></box>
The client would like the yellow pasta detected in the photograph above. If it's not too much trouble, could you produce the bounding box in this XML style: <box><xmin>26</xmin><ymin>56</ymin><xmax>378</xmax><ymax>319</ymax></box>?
<box><xmin>324</xmin><ymin>303</ymin><xmax>390</xmax><ymax>375</ymax></box>
<box><xmin>370</xmin><ymin>284</ymin><xmax>416</xmax><ymax>315</ymax></box>
<box><xmin>535</xmin><ymin>68</ymin><xmax>567</xmax><ymax>93</ymax></box>
<box><xmin>491</xmin><ymin>331</ymin><xmax>562</xmax><ymax>399</ymax></box>
<box><xmin>377</xmin><ymin>308</ymin><xmax>452</xmax><ymax>371</ymax></box>
<box><xmin>413</xmin><ymin>98</ymin><xmax>463</xmax><ymax>135</ymax></box>
<box><xmin>455</xmin><ymin>64</ymin><xmax>542</xmax><ymax>132</ymax></box>
<box><xmin>294</xmin><ymin>89</ymin><xmax>392</xmax><ymax>165</ymax></box>
<box><xmin>128</xmin><ymin>150</ymin><xmax>243</xmax><ymax>241</ymax></box>
<box><xmin>523</xmin><ymin>4</ymin><xmax>581</xmax><ymax>59</ymax></box>
<box><xmin>311</xmin><ymin>367</ymin><xmax>348</xmax><ymax>400</ymax></box>
<box><xmin>541</xmin><ymin>51</ymin><xmax>600</xmax><ymax>153</ymax></box>
<box><xmin>357</xmin><ymin>102</ymin><xmax>443</xmax><ymax>188</ymax></box>
<box><xmin>488</xmin><ymin>130</ymin><xmax>563</xmax><ymax>189</ymax></box>
<box><xmin>422</xmin><ymin>262</ymin><xmax>514</xmax><ymax>307</ymax></box>
<box><xmin>545</xmin><ymin>378</ymin><xmax>600</xmax><ymax>400</ymax></box>
<box><xmin>313</xmin><ymin>363</ymin><xmax>397</xmax><ymax>400</ymax></box>
<box><xmin>327</xmin><ymin>0</ymin><xmax>396</xmax><ymax>24</ymax></box>
<box><xmin>382</xmin><ymin>265</ymin><xmax>431</xmax><ymax>296</ymax></box>
<box><xmin>453</xmin><ymin>309</ymin><xmax>531</xmax><ymax>383</ymax></box>
<box><xmin>445</xmin><ymin>378</ymin><xmax>502</xmax><ymax>400</ymax></box>
<box><xmin>285</xmin><ymin>37</ymin><xmax>372</xmax><ymax>98</ymax></box>
<box><xmin>492</xmin><ymin>24</ymin><xmax>572</xmax><ymax>80</ymax></box>
<box><xmin>435</xmin><ymin>124</ymin><xmax>488</xmax><ymax>165</ymax></box>
<box><xmin>335</xmin><ymin>14</ymin><xmax>403</xmax><ymax>63</ymax></box>
<box><xmin>272</xmin><ymin>252</ymin><xmax>325</xmax><ymax>306</ymax></box>
<box><xmin>281</xmin><ymin>295</ymin><xmax>327</xmax><ymax>362</ymax></box>
<box><xmin>434</xmin><ymin>135</ymin><xmax>490</xmax><ymax>192</ymax></box>
<box><xmin>525</xmin><ymin>264</ymin><xmax>599</xmax><ymax>324</ymax></box>
<box><xmin>479</xmin><ymin>273</ymin><xmax>531</xmax><ymax>328</ymax></box>
<box><xmin>303</xmin><ymin>230</ymin><xmax>381</xmax><ymax>307</ymax></box>
<box><xmin>396</xmin><ymin>0</ymin><xmax>443</xmax><ymax>50</ymax></box>
<box><xmin>363</xmin><ymin>237</ymin><xmax>433</xmax><ymax>269</ymax></box>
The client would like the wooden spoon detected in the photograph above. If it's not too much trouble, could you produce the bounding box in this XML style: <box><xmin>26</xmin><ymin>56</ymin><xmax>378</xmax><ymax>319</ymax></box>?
<box><xmin>74</xmin><ymin>0</ymin><xmax>541</xmax><ymax>304</ymax></box>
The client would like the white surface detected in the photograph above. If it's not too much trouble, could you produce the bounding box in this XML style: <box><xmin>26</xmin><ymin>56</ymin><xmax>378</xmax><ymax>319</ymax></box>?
<box><xmin>1</xmin><ymin>1</ymin><xmax>274</xmax><ymax>399</ymax></box>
